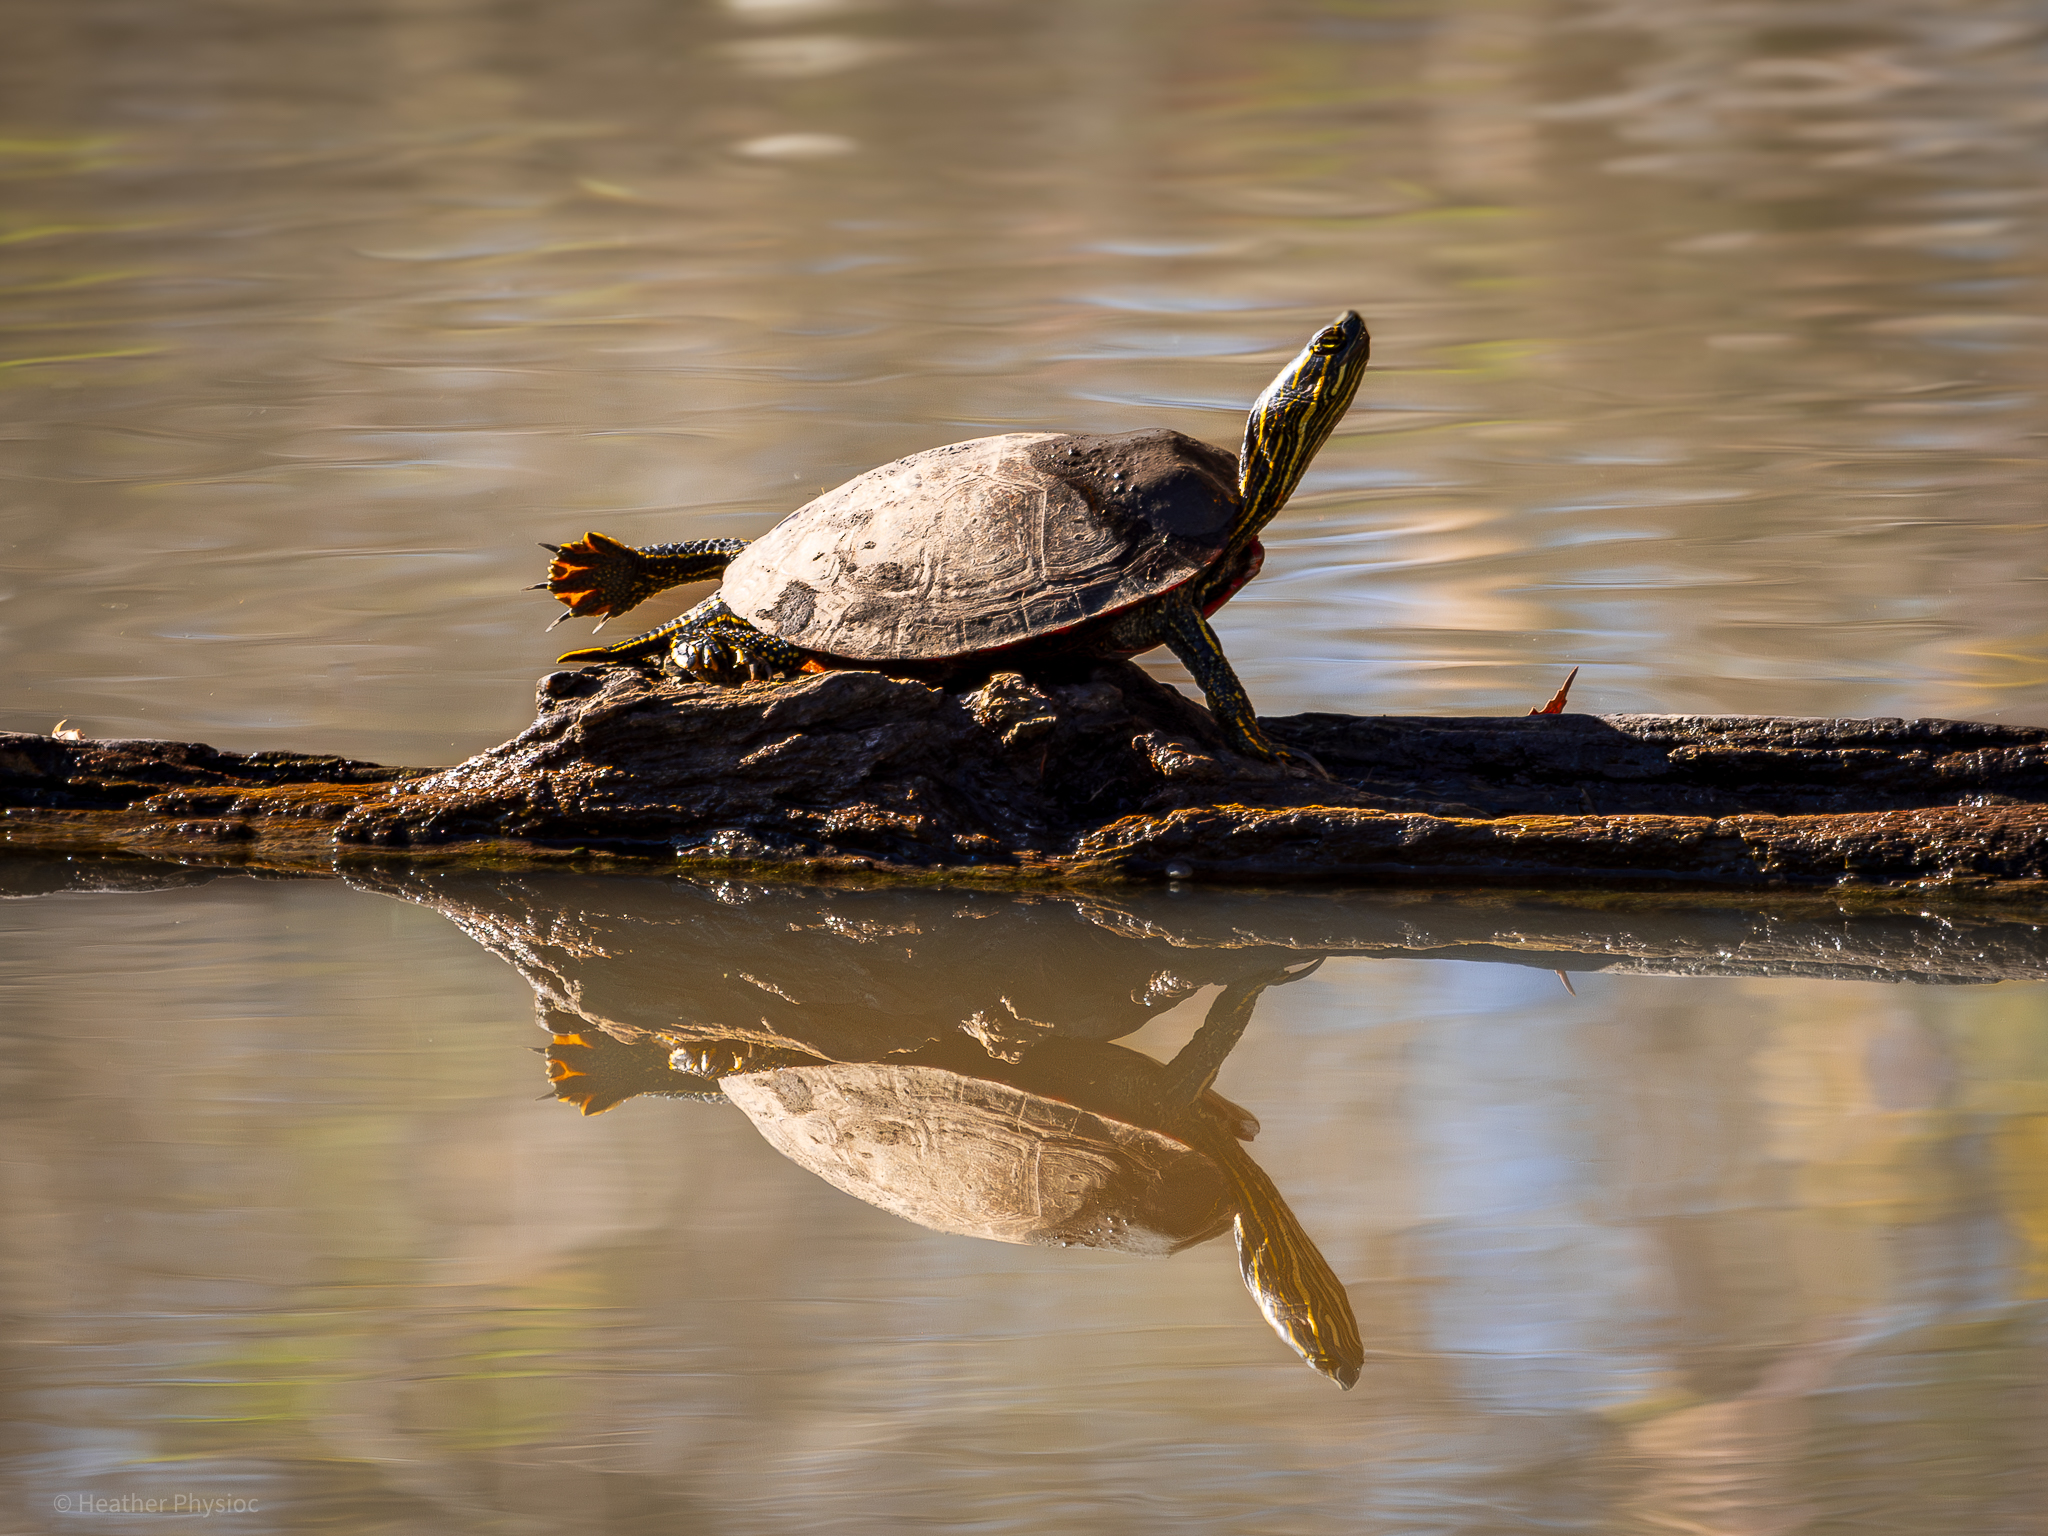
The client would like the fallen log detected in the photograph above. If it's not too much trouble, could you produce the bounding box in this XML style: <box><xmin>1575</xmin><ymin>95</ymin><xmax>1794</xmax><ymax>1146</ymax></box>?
<box><xmin>3</xmin><ymin>660</ymin><xmax>2045</xmax><ymax>902</ymax></box>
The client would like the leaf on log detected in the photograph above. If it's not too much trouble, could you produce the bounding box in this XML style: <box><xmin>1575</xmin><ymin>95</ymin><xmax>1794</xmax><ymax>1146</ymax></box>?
<box><xmin>1529</xmin><ymin>667</ymin><xmax>1578</xmax><ymax>716</ymax></box>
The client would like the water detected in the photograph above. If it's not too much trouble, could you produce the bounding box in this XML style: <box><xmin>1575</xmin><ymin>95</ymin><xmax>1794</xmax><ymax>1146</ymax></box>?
<box><xmin>5</xmin><ymin>867</ymin><xmax>2048</xmax><ymax>1532</ymax></box>
<box><xmin>5</xmin><ymin>0</ymin><xmax>2048</xmax><ymax>1529</ymax></box>
<box><xmin>3</xmin><ymin>0</ymin><xmax>2044</xmax><ymax>763</ymax></box>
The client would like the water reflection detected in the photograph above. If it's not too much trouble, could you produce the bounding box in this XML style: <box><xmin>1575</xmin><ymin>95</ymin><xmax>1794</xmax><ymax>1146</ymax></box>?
<box><xmin>381</xmin><ymin>870</ymin><xmax>1374</xmax><ymax>1382</ymax></box>
<box><xmin>361</xmin><ymin>866</ymin><xmax>2048</xmax><ymax>1404</ymax></box>
<box><xmin>6</xmin><ymin>864</ymin><xmax>2048</xmax><ymax>1529</ymax></box>
<box><xmin>553</xmin><ymin>957</ymin><xmax>1363</xmax><ymax>1384</ymax></box>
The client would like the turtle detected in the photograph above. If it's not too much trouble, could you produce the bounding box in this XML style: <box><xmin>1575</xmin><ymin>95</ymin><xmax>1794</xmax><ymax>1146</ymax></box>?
<box><xmin>541</xmin><ymin>962</ymin><xmax>1365</xmax><ymax>1388</ymax></box>
<box><xmin>536</xmin><ymin>311</ymin><xmax>1370</xmax><ymax>762</ymax></box>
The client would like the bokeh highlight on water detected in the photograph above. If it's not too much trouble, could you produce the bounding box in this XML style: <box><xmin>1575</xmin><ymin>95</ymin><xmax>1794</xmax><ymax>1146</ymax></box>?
<box><xmin>4</xmin><ymin>0</ymin><xmax>2048</xmax><ymax>1531</ymax></box>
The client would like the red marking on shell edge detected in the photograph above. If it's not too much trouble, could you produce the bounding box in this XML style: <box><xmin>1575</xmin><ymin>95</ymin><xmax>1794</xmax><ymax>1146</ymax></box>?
<box><xmin>1200</xmin><ymin>539</ymin><xmax>1264</xmax><ymax>620</ymax></box>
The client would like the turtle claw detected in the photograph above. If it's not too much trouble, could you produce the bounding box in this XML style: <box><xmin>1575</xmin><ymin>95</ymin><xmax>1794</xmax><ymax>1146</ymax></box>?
<box><xmin>674</xmin><ymin>643</ymin><xmax>741</xmax><ymax>685</ymax></box>
<box><xmin>1274</xmin><ymin>744</ymin><xmax>1332</xmax><ymax>780</ymax></box>
<box><xmin>1224</xmin><ymin>720</ymin><xmax>1331</xmax><ymax>779</ymax></box>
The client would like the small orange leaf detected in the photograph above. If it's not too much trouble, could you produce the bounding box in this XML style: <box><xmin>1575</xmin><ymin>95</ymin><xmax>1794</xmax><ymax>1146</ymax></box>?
<box><xmin>1529</xmin><ymin>666</ymin><xmax>1579</xmax><ymax>716</ymax></box>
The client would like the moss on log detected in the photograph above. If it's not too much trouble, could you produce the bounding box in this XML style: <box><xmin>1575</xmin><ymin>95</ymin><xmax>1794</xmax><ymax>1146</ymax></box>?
<box><xmin>3</xmin><ymin>660</ymin><xmax>2045</xmax><ymax>901</ymax></box>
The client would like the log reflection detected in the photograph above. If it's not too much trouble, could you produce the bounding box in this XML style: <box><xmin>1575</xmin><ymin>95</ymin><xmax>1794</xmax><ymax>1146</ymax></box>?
<box><xmin>343</xmin><ymin>865</ymin><xmax>2048</xmax><ymax>1394</ymax></box>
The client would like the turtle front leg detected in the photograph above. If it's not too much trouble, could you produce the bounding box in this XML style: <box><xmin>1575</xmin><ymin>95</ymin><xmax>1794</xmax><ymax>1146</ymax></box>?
<box><xmin>1155</xmin><ymin>596</ymin><xmax>1318</xmax><ymax>770</ymax></box>
<box><xmin>536</xmin><ymin>534</ymin><xmax>748</xmax><ymax>629</ymax></box>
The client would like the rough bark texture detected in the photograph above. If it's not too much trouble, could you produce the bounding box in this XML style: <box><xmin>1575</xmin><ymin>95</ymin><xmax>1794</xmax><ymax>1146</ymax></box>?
<box><xmin>3</xmin><ymin>659</ymin><xmax>2046</xmax><ymax>900</ymax></box>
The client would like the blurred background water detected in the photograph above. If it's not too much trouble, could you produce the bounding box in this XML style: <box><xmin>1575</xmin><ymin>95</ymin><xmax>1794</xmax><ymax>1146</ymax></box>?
<box><xmin>4</xmin><ymin>0</ymin><xmax>2048</xmax><ymax>1530</ymax></box>
<box><xmin>1</xmin><ymin>0</ymin><xmax>2044</xmax><ymax>763</ymax></box>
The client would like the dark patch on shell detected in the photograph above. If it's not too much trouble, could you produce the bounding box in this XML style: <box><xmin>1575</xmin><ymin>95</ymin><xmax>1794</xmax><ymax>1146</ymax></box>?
<box><xmin>756</xmin><ymin>579</ymin><xmax>817</xmax><ymax>632</ymax></box>
<box><xmin>1024</xmin><ymin>429</ymin><xmax>1241</xmax><ymax>551</ymax></box>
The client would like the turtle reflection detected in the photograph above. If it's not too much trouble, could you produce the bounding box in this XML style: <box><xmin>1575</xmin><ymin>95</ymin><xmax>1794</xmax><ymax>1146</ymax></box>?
<box><xmin>520</xmin><ymin>905</ymin><xmax>1362</xmax><ymax>1387</ymax></box>
<box><xmin>360</xmin><ymin>873</ymin><xmax>1364</xmax><ymax>1386</ymax></box>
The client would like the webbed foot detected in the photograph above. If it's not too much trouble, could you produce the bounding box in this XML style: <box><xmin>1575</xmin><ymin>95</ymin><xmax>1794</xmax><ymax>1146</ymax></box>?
<box><xmin>535</xmin><ymin>532</ymin><xmax>655</xmax><ymax>628</ymax></box>
<box><xmin>542</xmin><ymin>1029</ymin><xmax>711</xmax><ymax>1114</ymax></box>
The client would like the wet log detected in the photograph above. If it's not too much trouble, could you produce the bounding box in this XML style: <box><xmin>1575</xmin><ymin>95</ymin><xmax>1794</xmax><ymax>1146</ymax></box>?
<box><xmin>2</xmin><ymin>659</ymin><xmax>2045</xmax><ymax>902</ymax></box>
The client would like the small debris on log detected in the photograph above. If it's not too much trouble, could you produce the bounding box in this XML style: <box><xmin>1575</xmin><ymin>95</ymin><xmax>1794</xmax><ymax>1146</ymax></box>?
<box><xmin>1528</xmin><ymin>667</ymin><xmax>1578</xmax><ymax>716</ymax></box>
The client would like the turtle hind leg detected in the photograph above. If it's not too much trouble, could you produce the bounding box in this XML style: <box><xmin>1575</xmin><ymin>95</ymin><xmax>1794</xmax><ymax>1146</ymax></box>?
<box><xmin>1154</xmin><ymin>595</ymin><xmax>1320</xmax><ymax>770</ymax></box>
<box><xmin>560</xmin><ymin>594</ymin><xmax>808</xmax><ymax>683</ymax></box>
<box><xmin>668</xmin><ymin>1041</ymin><xmax>824</xmax><ymax>1078</ymax></box>
<box><xmin>665</xmin><ymin>595</ymin><xmax>809</xmax><ymax>684</ymax></box>
<box><xmin>536</xmin><ymin>534</ymin><xmax>747</xmax><ymax>627</ymax></box>
<box><xmin>542</xmin><ymin>1029</ymin><xmax>708</xmax><ymax>1115</ymax></box>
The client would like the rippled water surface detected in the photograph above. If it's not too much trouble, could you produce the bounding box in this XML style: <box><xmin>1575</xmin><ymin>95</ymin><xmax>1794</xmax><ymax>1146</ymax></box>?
<box><xmin>6</xmin><ymin>868</ymin><xmax>2048</xmax><ymax>1533</ymax></box>
<box><xmin>5</xmin><ymin>1</ymin><xmax>2048</xmax><ymax>1531</ymax></box>
<box><xmin>3</xmin><ymin>0</ymin><xmax>2045</xmax><ymax>761</ymax></box>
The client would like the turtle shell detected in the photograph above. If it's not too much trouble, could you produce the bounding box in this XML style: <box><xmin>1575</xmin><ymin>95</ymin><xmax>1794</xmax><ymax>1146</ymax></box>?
<box><xmin>721</xmin><ymin>1063</ymin><xmax>1236</xmax><ymax>1255</ymax></box>
<box><xmin>719</xmin><ymin>428</ymin><xmax>1242</xmax><ymax>661</ymax></box>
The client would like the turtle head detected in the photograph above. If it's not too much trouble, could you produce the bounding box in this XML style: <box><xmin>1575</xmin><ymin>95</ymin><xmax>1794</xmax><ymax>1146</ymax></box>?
<box><xmin>1302</xmin><ymin>308</ymin><xmax>1368</xmax><ymax>365</ymax></box>
<box><xmin>1235</xmin><ymin>310</ymin><xmax>1371</xmax><ymax>537</ymax></box>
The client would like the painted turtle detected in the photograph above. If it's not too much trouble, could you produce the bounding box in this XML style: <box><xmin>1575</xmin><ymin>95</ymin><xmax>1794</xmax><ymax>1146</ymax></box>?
<box><xmin>537</xmin><ymin>312</ymin><xmax>1369</xmax><ymax>761</ymax></box>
